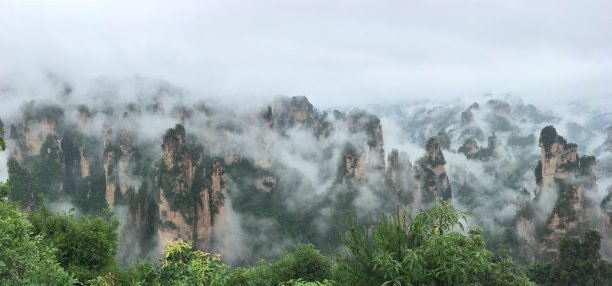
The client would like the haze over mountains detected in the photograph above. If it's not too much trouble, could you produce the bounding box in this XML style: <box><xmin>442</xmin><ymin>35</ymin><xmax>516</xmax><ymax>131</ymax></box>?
<box><xmin>0</xmin><ymin>76</ymin><xmax>610</xmax><ymax>265</ymax></box>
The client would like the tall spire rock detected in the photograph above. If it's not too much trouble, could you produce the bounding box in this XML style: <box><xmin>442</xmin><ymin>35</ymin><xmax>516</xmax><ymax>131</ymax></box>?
<box><xmin>436</xmin><ymin>129</ymin><xmax>451</xmax><ymax>150</ymax></box>
<box><xmin>271</xmin><ymin>96</ymin><xmax>331</xmax><ymax>138</ymax></box>
<box><xmin>534</xmin><ymin>125</ymin><xmax>598</xmax><ymax>259</ymax></box>
<box><xmin>604</xmin><ymin>125</ymin><xmax>612</xmax><ymax>153</ymax></box>
<box><xmin>156</xmin><ymin>124</ymin><xmax>226</xmax><ymax>252</ymax></box>
<box><xmin>458</xmin><ymin>133</ymin><xmax>496</xmax><ymax>161</ymax></box>
<box><xmin>20</xmin><ymin>102</ymin><xmax>64</xmax><ymax>157</ymax></box>
<box><xmin>459</xmin><ymin>102</ymin><xmax>484</xmax><ymax>141</ymax></box>
<box><xmin>486</xmin><ymin>99</ymin><xmax>512</xmax><ymax>132</ymax></box>
<box><xmin>385</xmin><ymin>149</ymin><xmax>415</xmax><ymax>204</ymax></box>
<box><xmin>415</xmin><ymin>137</ymin><xmax>452</xmax><ymax>205</ymax></box>
<box><xmin>347</xmin><ymin>110</ymin><xmax>385</xmax><ymax>171</ymax></box>
<box><xmin>535</xmin><ymin>126</ymin><xmax>580</xmax><ymax>195</ymax></box>
<box><xmin>461</xmin><ymin>102</ymin><xmax>479</xmax><ymax>126</ymax></box>
<box><xmin>335</xmin><ymin>109</ymin><xmax>387</xmax><ymax>184</ymax></box>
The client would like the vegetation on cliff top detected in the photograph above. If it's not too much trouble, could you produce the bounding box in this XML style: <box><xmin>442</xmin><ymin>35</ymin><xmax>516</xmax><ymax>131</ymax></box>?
<box><xmin>1</xmin><ymin>164</ymin><xmax>610</xmax><ymax>285</ymax></box>
<box><xmin>2</xmin><ymin>181</ymin><xmax>543</xmax><ymax>285</ymax></box>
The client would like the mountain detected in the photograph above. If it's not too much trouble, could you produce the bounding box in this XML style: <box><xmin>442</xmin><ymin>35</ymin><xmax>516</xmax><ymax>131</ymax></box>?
<box><xmin>1</xmin><ymin>78</ymin><xmax>610</xmax><ymax>265</ymax></box>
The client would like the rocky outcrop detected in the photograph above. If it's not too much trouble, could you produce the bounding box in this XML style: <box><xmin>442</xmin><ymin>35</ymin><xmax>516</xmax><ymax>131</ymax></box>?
<box><xmin>101</xmin><ymin>111</ymin><xmax>144</xmax><ymax>209</ymax></box>
<box><xmin>461</xmin><ymin>102</ymin><xmax>479</xmax><ymax>126</ymax></box>
<box><xmin>486</xmin><ymin>99</ymin><xmax>512</xmax><ymax>132</ymax></box>
<box><xmin>415</xmin><ymin>137</ymin><xmax>452</xmax><ymax>204</ymax></box>
<box><xmin>19</xmin><ymin>104</ymin><xmax>63</xmax><ymax>156</ymax></box>
<box><xmin>157</xmin><ymin>124</ymin><xmax>225</xmax><ymax>251</ymax></box>
<box><xmin>603</xmin><ymin>188</ymin><xmax>612</xmax><ymax>259</ymax></box>
<box><xmin>254</xmin><ymin>176</ymin><xmax>278</xmax><ymax>193</ymax></box>
<box><xmin>120</xmin><ymin>182</ymin><xmax>158</xmax><ymax>261</ymax></box>
<box><xmin>458</xmin><ymin>134</ymin><xmax>496</xmax><ymax>161</ymax></box>
<box><xmin>103</xmin><ymin>145</ymin><xmax>118</xmax><ymax>208</ymax></box>
<box><xmin>272</xmin><ymin>96</ymin><xmax>331</xmax><ymax>138</ymax></box>
<box><xmin>487</xmin><ymin>99</ymin><xmax>511</xmax><ymax>117</ymax></box>
<box><xmin>333</xmin><ymin>109</ymin><xmax>387</xmax><ymax>184</ymax></box>
<box><xmin>534</xmin><ymin>126</ymin><xmax>598</xmax><ymax>259</ymax></box>
<box><xmin>604</xmin><ymin>125</ymin><xmax>612</xmax><ymax>153</ymax></box>
<box><xmin>516</xmin><ymin>217</ymin><xmax>536</xmax><ymax>245</ymax></box>
<box><xmin>385</xmin><ymin>149</ymin><xmax>415</xmax><ymax>204</ymax></box>
<box><xmin>337</xmin><ymin>143</ymin><xmax>367</xmax><ymax>183</ymax></box>
<box><xmin>459</xmin><ymin>103</ymin><xmax>484</xmax><ymax>141</ymax></box>
<box><xmin>436</xmin><ymin>129</ymin><xmax>451</xmax><ymax>150</ymax></box>
<box><xmin>347</xmin><ymin>110</ymin><xmax>385</xmax><ymax>171</ymax></box>
<box><xmin>535</xmin><ymin>126</ymin><xmax>579</xmax><ymax>195</ymax></box>
<box><xmin>102</xmin><ymin>119</ymin><xmax>119</xmax><ymax>208</ymax></box>
<box><xmin>459</xmin><ymin>138</ymin><xmax>479</xmax><ymax>159</ymax></box>
<box><xmin>117</xmin><ymin>129</ymin><xmax>136</xmax><ymax>195</ymax></box>
<box><xmin>508</xmin><ymin>189</ymin><xmax>537</xmax><ymax>263</ymax></box>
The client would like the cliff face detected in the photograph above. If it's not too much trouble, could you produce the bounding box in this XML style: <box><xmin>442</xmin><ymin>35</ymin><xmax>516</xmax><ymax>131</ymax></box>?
<box><xmin>326</xmin><ymin>108</ymin><xmax>386</xmax><ymax>184</ymax></box>
<box><xmin>461</xmin><ymin>103</ymin><xmax>478</xmax><ymax>125</ymax></box>
<box><xmin>347</xmin><ymin>110</ymin><xmax>385</xmax><ymax>171</ymax></box>
<box><xmin>535</xmin><ymin>126</ymin><xmax>580</xmax><ymax>195</ymax></box>
<box><xmin>415</xmin><ymin>137</ymin><xmax>451</xmax><ymax>205</ymax></box>
<box><xmin>3</xmin><ymin>89</ymin><xmax>452</xmax><ymax>266</ymax></box>
<box><xmin>23</xmin><ymin>115</ymin><xmax>61</xmax><ymax>156</ymax></box>
<box><xmin>385</xmin><ymin>149</ymin><xmax>415</xmax><ymax>205</ymax></box>
<box><xmin>120</xmin><ymin>182</ymin><xmax>158</xmax><ymax>261</ymax></box>
<box><xmin>603</xmin><ymin>188</ymin><xmax>612</xmax><ymax>259</ymax></box>
<box><xmin>604</xmin><ymin>126</ymin><xmax>612</xmax><ymax>153</ymax></box>
<box><xmin>7</xmin><ymin>103</ymin><xmax>103</xmax><ymax>208</ymax></box>
<box><xmin>337</xmin><ymin>143</ymin><xmax>367</xmax><ymax>183</ymax></box>
<box><xmin>272</xmin><ymin>96</ymin><xmax>331</xmax><ymax>138</ymax></box>
<box><xmin>156</xmin><ymin>125</ymin><xmax>225</xmax><ymax>251</ymax></box>
<box><xmin>5</xmin><ymin>99</ymin><xmax>229</xmax><ymax>259</ymax></box>
<box><xmin>102</xmin><ymin>129</ymin><xmax>137</xmax><ymax>208</ymax></box>
<box><xmin>533</xmin><ymin>126</ymin><xmax>598</xmax><ymax>259</ymax></box>
<box><xmin>103</xmin><ymin>137</ymin><xmax>118</xmax><ymax>208</ymax></box>
<box><xmin>486</xmin><ymin>99</ymin><xmax>512</xmax><ymax>132</ymax></box>
<box><xmin>459</xmin><ymin>102</ymin><xmax>484</xmax><ymax>141</ymax></box>
<box><xmin>458</xmin><ymin>134</ymin><xmax>496</xmax><ymax>161</ymax></box>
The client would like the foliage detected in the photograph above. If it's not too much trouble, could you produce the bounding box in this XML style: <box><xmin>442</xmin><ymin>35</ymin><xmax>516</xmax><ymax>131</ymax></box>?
<box><xmin>7</xmin><ymin>134</ymin><xmax>67</xmax><ymax>208</ymax></box>
<box><xmin>7</xmin><ymin>157</ymin><xmax>34</xmax><ymax>207</ymax></box>
<box><xmin>0</xmin><ymin>183</ymin><xmax>76</xmax><ymax>285</ymax></box>
<box><xmin>334</xmin><ymin>200</ymin><xmax>534</xmax><ymax>286</ymax></box>
<box><xmin>279</xmin><ymin>278</ymin><xmax>336</xmax><ymax>286</ymax></box>
<box><xmin>0</xmin><ymin>131</ymin><xmax>598</xmax><ymax>286</ymax></box>
<box><xmin>88</xmin><ymin>260</ymin><xmax>161</xmax><ymax>286</ymax></box>
<box><xmin>159</xmin><ymin>240</ymin><xmax>229</xmax><ymax>286</ymax></box>
<box><xmin>227</xmin><ymin>243</ymin><xmax>332</xmax><ymax>286</ymax></box>
<box><xmin>28</xmin><ymin>198</ymin><xmax>120</xmax><ymax>282</ymax></box>
<box><xmin>539</xmin><ymin>125</ymin><xmax>558</xmax><ymax>158</ymax></box>
<box><xmin>528</xmin><ymin>230</ymin><xmax>612</xmax><ymax>286</ymax></box>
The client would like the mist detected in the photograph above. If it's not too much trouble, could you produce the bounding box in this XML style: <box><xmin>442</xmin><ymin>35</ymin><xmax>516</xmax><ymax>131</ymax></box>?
<box><xmin>1</xmin><ymin>0</ymin><xmax>612</xmax><ymax>108</ymax></box>
<box><xmin>0</xmin><ymin>0</ymin><xmax>611</xmax><ymax>268</ymax></box>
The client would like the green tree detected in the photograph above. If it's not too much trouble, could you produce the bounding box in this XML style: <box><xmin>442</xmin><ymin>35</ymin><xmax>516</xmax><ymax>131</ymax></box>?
<box><xmin>227</xmin><ymin>243</ymin><xmax>332</xmax><ymax>286</ymax></box>
<box><xmin>528</xmin><ymin>230</ymin><xmax>612</xmax><ymax>286</ymax></box>
<box><xmin>334</xmin><ymin>200</ymin><xmax>534</xmax><ymax>286</ymax></box>
<box><xmin>159</xmin><ymin>240</ymin><xmax>229</xmax><ymax>286</ymax></box>
<box><xmin>0</xmin><ymin>181</ymin><xmax>76</xmax><ymax>285</ymax></box>
<box><xmin>28</xmin><ymin>198</ymin><xmax>120</xmax><ymax>282</ymax></box>
<box><xmin>7</xmin><ymin>157</ymin><xmax>34</xmax><ymax>207</ymax></box>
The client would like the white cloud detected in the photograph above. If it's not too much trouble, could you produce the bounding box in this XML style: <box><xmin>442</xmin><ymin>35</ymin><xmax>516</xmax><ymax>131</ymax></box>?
<box><xmin>0</xmin><ymin>0</ymin><xmax>610</xmax><ymax>107</ymax></box>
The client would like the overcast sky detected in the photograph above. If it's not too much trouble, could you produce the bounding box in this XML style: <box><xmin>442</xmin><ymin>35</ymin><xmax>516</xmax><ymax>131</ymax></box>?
<box><xmin>0</xmin><ymin>0</ymin><xmax>611</xmax><ymax>107</ymax></box>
